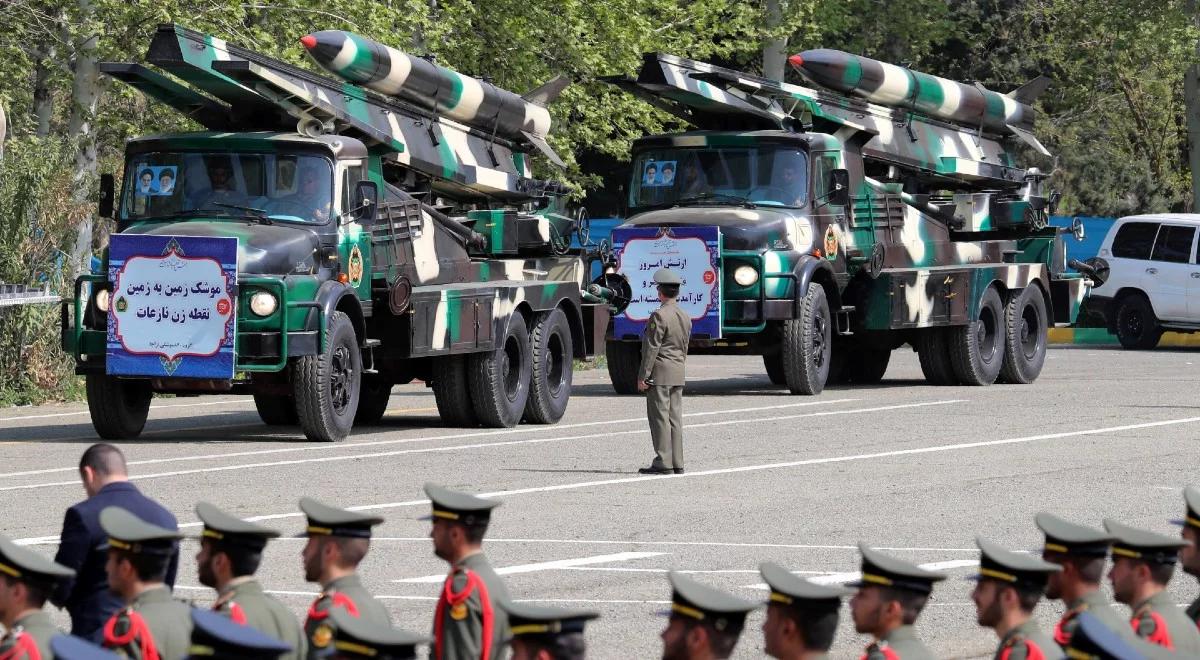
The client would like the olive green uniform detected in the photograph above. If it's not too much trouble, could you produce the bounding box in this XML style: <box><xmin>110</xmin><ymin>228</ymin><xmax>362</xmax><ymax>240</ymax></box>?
<box><xmin>103</xmin><ymin>585</ymin><xmax>193</xmax><ymax>660</ymax></box>
<box><xmin>1188</xmin><ymin>595</ymin><xmax>1200</xmax><ymax>628</ymax></box>
<box><xmin>305</xmin><ymin>574</ymin><xmax>392</xmax><ymax>659</ymax></box>
<box><xmin>0</xmin><ymin>611</ymin><xmax>60</xmax><ymax>659</ymax></box>
<box><xmin>639</xmin><ymin>299</ymin><xmax>691</xmax><ymax>470</ymax></box>
<box><xmin>433</xmin><ymin>552</ymin><xmax>509</xmax><ymax>660</ymax></box>
<box><xmin>214</xmin><ymin>577</ymin><xmax>307</xmax><ymax>660</ymax></box>
<box><xmin>993</xmin><ymin>619</ymin><xmax>1064</xmax><ymax>660</ymax></box>
<box><xmin>1130</xmin><ymin>590</ymin><xmax>1200</xmax><ymax>653</ymax></box>
<box><xmin>863</xmin><ymin>625</ymin><xmax>933</xmax><ymax>660</ymax></box>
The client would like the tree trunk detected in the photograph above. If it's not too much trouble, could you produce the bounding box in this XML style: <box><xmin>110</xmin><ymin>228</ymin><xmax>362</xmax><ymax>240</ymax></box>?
<box><xmin>1187</xmin><ymin>65</ymin><xmax>1200</xmax><ymax>212</ymax></box>
<box><xmin>0</xmin><ymin>102</ymin><xmax>6</xmax><ymax>161</ymax></box>
<box><xmin>67</xmin><ymin>1</ymin><xmax>99</xmax><ymax>278</ymax></box>
<box><xmin>33</xmin><ymin>55</ymin><xmax>54</xmax><ymax>138</ymax></box>
<box><xmin>762</xmin><ymin>0</ymin><xmax>787</xmax><ymax>81</ymax></box>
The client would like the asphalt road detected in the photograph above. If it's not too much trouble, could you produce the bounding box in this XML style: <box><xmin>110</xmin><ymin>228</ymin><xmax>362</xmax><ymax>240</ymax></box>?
<box><xmin>1</xmin><ymin>346</ymin><xmax>1198</xmax><ymax>659</ymax></box>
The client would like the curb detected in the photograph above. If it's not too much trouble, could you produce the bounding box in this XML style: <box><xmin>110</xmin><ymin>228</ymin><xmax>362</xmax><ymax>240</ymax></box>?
<box><xmin>1047</xmin><ymin>328</ymin><xmax>1200</xmax><ymax>347</ymax></box>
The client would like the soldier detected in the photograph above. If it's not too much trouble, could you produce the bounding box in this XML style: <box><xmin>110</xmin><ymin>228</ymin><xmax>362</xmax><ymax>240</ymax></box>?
<box><xmin>498</xmin><ymin>599</ymin><xmax>599</xmax><ymax>660</ymax></box>
<box><xmin>0</xmin><ymin>534</ymin><xmax>76</xmax><ymax>658</ymax></box>
<box><xmin>98</xmin><ymin>506</ymin><xmax>192</xmax><ymax>659</ymax></box>
<box><xmin>848</xmin><ymin>542</ymin><xmax>946</xmax><ymax>659</ymax></box>
<box><xmin>298</xmin><ymin>497</ymin><xmax>391</xmax><ymax>659</ymax></box>
<box><xmin>49</xmin><ymin>635</ymin><xmax>121</xmax><ymax>660</ymax></box>
<box><xmin>187</xmin><ymin>608</ymin><xmax>294</xmax><ymax>659</ymax></box>
<box><xmin>194</xmin><ymin>502</ymin><xmax>306</xmax><ymax>659</ymax></box>
<box><xmin>328</xmin><ymin>608</ymin><xmax>431</xmax><ymax>659</ymax></box>
<box><xmin>1035</xmin><ymin>512</ymin><xmax>1132</xmax><ymax>648</ymax></box>
<box><xmin>424</xmin><ymin>483</ymin><xmax>510</xmax><ymax>660</ymax></box>
<box><xmin>658</xmin><ymin>570</ymin><xmax>758</xmax><ymax>659</ymax></box>
<box><xmin>969</xmin><ymin>537</ymin><xmax>1064</xmax><ymax>660</ymax></box>
<box><xmin>638</xmin><ymin>267</ymin><xmax>692</xmax><ymax>475</ymax></box>
<box><xmin>758</xmin><ymin>561</ymin><xmax>850</xmax><ymax>659</ymax></box>
<box><xmin>1171</xmin><ymin>484</ymin><xmax>1200</xmax><ymax>628</ymax></box>
<box><xmin>1104</xmin><ymin>518</ymin><xmax>1200</xmax><ymax>653</ymax></box>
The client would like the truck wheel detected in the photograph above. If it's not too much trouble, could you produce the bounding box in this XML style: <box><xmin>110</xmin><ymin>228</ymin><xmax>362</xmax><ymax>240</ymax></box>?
<box><xmin>470</xmin><ymin>314</ymin><xmax>532</xmax><ymax>427</ymax></box>
<box><xmin>86</xmin><ymin>375</ymin><xmax>152</xmax><ymax>439</ymax></box>
<box><xmin>845</xmin><ymin>348</ymin><xmax>891</xmax><ymax>384</ymax></box>
<box><xmin>431</xmin><ymin>356</ymin><xmax>478</xmax><ymax>427</ymax></box>
<box><xmin>999</xmin><ymin>286</ymin><xmax>1049</xmax><ymax>383</ymax></box>
<box><xmin>1114</xmin><ymin>294</ymin><xmax>1162</xmax><ymax>350</ymax></box>
<box><xmin>763</xmin><ymin>353</ymin><xmax>786</xmax><ymax>385</ymax></box>
<box><xmin>948</xmin><ymin>286</ymin><xmax>1005</xmax><ymax>386</ymax></box>
<box><xmin>354</xmin><ymin>376</ymin><xmax>393</xmax><ymax>425</ymax></box>
<box><xmin>606</xmin><ymin>339</ymin><xmax>641</xmax><ymax>395</ymax></box>
<box><xmin>525</xmin><ymin>308</ymin><xmax>573</xmax><ymax>424</ymax></box>
<box><xmin>916</xmin><ymin>328</ymin><xmax>958</xmax><ymax>385</ymax></box>
<box><xmin>782</xmin><ymin>285</ymin><xmax>831</xmax><ymax>395</ymax></box>
<box><xmin>293</xmin><ymin>310</ymin><xmax>360</xmax><ymax>442</ymax></box>
<box><xmin>253</xmin><ymin>393</ymin><xmax>298</xmax><ymax>426</ymax></box>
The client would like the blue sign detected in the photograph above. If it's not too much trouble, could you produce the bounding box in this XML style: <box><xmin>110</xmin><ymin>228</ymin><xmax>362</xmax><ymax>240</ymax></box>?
<box><xmin>612</xmin><ymin>226</ymin><xmax>722</xmax><ymax>340</ymax></box>
<box><xmin>106</xmin><ymin>234</ymin><xmax>238</xmax><ymax>379</ymax></box>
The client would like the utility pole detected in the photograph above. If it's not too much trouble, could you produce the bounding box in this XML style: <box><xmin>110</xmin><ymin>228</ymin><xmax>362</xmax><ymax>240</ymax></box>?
<box><xmin>762</xmin><ymin>0</ymin><xmax>786</xmax><ymax>81</ymax></box>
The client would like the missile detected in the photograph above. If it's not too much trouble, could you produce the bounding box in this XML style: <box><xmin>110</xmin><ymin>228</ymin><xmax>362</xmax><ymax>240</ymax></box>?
<box><xmin>300</xmin><ymin>30</ymin><xmax>568</xmax><ymax>166</ymax></box>
<box><xmin>788</xmin><ymin>49</ymin><xmax>1050</xmax><ymax>156</ymax></box>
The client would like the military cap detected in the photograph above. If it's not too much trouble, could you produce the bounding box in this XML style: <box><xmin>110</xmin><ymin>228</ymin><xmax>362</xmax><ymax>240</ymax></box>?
<box><xmin>1169</xmin><ymin>484</ymin><xmax>1200</xmax><ymax>531</ymax></box>
<box><xmin>665</xmin><ymin>571</ymin><xmax>759</xmax><ymax>632</ymax></box>
<box><xmin>0</xmin><ymin>534</ymin><xmax>75</xmax><ymax>585</ymax></box>
<box><xmin>1103</xmin><ymin>519</ymin><xmax>1186</xmax><ymax>565</ymax></box>
<box><xmin>971</xmin><ymin>537</ymin><xmax>1060</xmax><ymax>591</ymax></box>
<box><xmin>499</xmin><ymin>599</ymin><xmax>599</xmax><ymax>641</ymax></box>
<box><xmin>652</xmin><ymin>268</ymin><xmax>682</xmax><ymax>286</ymax></box>
<box><xmin>99</xmin><ymin>506</ymin><xmax>182</xmax><ymax>556</ymax></box>
<box><xmin>50</xmin><ymin>634</ymin><xmax>122</xmax><ymax>660</ymax></box>
<box><xmin>298</xmin><ymin>497</ymin><xmax>384</xmax><ymax>539</ymax></box>
<box><xmin>423</xmin><ymin>483</ymin><xmax>499</xmax><ymax>527</ymax></box>
<box><xmin>1036</xmin><ymin>512</ymin><xmax>1113</xmax><ymax>557</ymax></box>
<box><xmin>195</xmin><ymin>502</ymin><xmax>281</xmax><ymax>550</ymax></box>
<box><xmin>1064</xmin><ymin>611</ymin><xmax>1173</xmax><ymax>659</ymax></box>
<box><xmin>759</xmin><ymin>562</ymin><xmax>851</xmax><ymax>609</ymax></box>
<box><xmin>850</xmin><ymin>542</ymin><xmax>946</xmax><ymax>595</ymax></box>
<box><xmin>328</xmin><ymin>607</ymin><xmax>430</xmax><ymax>659</ymax></box>
<box><xmin>188</xmin><ymin>608</ymin><xmax>293</xmax><ymax>659</ymax></box>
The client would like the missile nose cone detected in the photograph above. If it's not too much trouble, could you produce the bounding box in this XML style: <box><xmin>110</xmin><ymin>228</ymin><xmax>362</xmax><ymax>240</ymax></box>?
<box><xmin>299</xmin><ymin>34</ymin><xmax>317</xmax><ymax>50</ymax></box>
<box><xmin>787</xmin><ymin>54</ymin><xmax>804</xmax><ymax>68</ymax></box>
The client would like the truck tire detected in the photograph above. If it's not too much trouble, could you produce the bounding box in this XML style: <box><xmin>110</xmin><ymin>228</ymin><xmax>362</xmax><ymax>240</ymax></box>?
<box><xmin>431</xmin><ymin>356</ymin><xmax>478</xmax><ymax>427</ymax></box>
<box><xmin>763</xmin><ymin>353</ymin><xmax>786</xmax><ymax>385</ymax></box>
<box><xmin>916</xmin><ymin>328</ymin><xmax>958</xmax><ymax>385</ymax></box>
<box><xmin>86</xmin><ymin>375</ymin><xmax>152</xmax><ymax>439</ymax></box>
<box><xmin>354</xmin><ymin>376</ymin><xmax>393</xmax><ymax>425</ymax></box>
<box><xmin>999</xmin><ymin>286</ymin><xmax>1049</xmax><ymax>383</ymax></box>
<box><xmin>293</xmin><ymin>310</ymin><xmax>360</xmax><ymax>442</ymax></box>
<box><xmin>253</xmin><ymin>393</ymin><xmax>298</xmax><ymax>426</ymax></box>
<box><xmin>525</xmin><ymin>308</ymin><xmax>573</xmax><ymax>424</ymax></box>
<box><xmin>1114</xmin><ymin>294</ymin><xmax>1162</xmax><ymax>350</ymax></box>
<box><xmin>845</xmin><ymin>348</ymin><xmax>891</xmax><ymax>384</ymax></box>
<box><xmin>948</xmin><ymin>286</ymin><xmax>1005</xmax><ymax>386</ymax></box>
<box><xmin>606</xmin><ymin>339</ymin><xmax>641</xmax><ymax>395</ymax></box>
<box><xmin>782</xmin><ymin>285</ymin><xmax>831</xmax><ymax>395</ymax></box>
<box><xmin>470</xmin><ymin>314</ymin><xmax>532</xmax><ymax>428</ymax></box>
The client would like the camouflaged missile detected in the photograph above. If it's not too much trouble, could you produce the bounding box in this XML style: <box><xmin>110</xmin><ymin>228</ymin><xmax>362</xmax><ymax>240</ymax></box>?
<box><xmin>789</xmin><ymin>49</ymin><xmax>1049</xmax><ymax>156</ymax></box>
<box><xmin>301</xmin><ymin>30</ymin><xmax>568</xmax><ymax>167</ymax></box>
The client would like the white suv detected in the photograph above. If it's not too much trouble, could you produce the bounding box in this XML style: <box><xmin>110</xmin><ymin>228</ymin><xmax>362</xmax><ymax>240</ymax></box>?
<box><xmin>1090</xmin><ymin>213</ymin><xmax>1200</xmax><ymax>349</ymax></box>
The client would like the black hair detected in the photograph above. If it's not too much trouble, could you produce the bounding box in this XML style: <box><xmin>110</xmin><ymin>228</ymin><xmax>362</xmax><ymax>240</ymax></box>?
<box><xmin>518</xmin><ymin>633</ymin><xmax>586</xmax><ymax>660</ymax></box>
<box><xmin>463</xmin><ymin>522</ymin><xmax>489</xmax><ymax>545</ymax></box>
<box><xmin>658</xmin><ymin>284</ymin><xmax>680</xmax><ymax>299</ymax></box>
<box><xmin>780</xmin><ymin>603</ymin><xmax>838</xmax><ymax>652</ymax></box>
<box><xmin>212</xmin><ymin>541</ymin><xmax>264</xmax><ymax>577</ymax></box>
<box><xmin>79</xmin><ymin>443</ymin><xmax>126</xmax><ymax>477</ymax></box>
<box><xmin>139</xmin><ymin>169</ymin><xmax>153</xmax><ymax>180</ymax></box>
<box><xmin>879</xmin><ymin>587</ymin><xmax>929</xmax><ymax>625</ymax></box>
<box><xmin>158</xmin><ymin>169</ymin><xmax>174</xmax><ymax>181</ymax></box>
<box><xmin>115</xmin><ymin>548</ymin><xmax>172</xmax><ymax>583</ymax></box>
<box><xmin>0</xmin><ymin>574</ymin><xmax>51</xmax><ymax>609</ymax></box>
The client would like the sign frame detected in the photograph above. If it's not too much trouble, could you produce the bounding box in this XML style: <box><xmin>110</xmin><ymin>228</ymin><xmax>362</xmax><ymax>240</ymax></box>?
<box><xmin>612</xmin><ymin>225</ymin><xmax>722</xmax><ymax>339</ymax></box>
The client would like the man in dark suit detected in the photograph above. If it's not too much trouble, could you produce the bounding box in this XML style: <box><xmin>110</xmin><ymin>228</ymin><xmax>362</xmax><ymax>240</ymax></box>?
<box><xmin>49</xmin><ymin>443</ymin><xmax>179</xmax><ymax>641</ymax></box>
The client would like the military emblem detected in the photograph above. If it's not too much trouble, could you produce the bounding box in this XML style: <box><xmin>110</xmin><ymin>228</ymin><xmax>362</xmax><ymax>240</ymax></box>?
<box><xmin>450</xmin><ymin>603</ymin><xmax>469</xmax><ymax>620</ymax></box>
<box><xmin>348</xmin><ymin>245</ymin><xmax>364</xmax><ymax>286</ymax></box>
<box><xmin>115</xmin><ymin>296</ymin><xmax>128</xmax><ymax>313</ymax></box>
<box><xmin>311</xmin><ymin>624</ymin><xmax>333</xmax><ymax>648</ymax></box>
<box><xmin>823</xmin><ymin>225</ymin><xmax>838</xmax><ymax>260</ymax></box>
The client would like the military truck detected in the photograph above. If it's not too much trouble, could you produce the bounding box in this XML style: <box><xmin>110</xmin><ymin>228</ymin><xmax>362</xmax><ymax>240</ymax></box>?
<box><xmin>601</xmin><ymin>51</ymin><xmax>1090</xmax><ymax>395</ymax></box>
<box><xmin>63</xmin><ymin>24</ymin><xmax>621</xmax><ymax>442</ymax></box>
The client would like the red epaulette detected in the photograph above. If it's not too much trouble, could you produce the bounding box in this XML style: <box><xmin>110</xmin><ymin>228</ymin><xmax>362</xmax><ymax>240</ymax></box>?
<box><xmin>103</xmin><ymin>607</ymin><xmax>161</xmax><ymax>660</ymax></box>
<box><xmin>0</xmin><ymin>632</ymin><xmax>41</xmax><ymax>660</ymax></box>
<box><xmin>433</xmin><ymin>567</ymin><xmax>495</xmax><ymax>660</ymax></box>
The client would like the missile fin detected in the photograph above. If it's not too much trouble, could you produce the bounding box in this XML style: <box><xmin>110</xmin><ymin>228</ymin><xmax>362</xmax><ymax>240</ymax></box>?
<box><xmin>1006</xmin><ymin>75</ymin><xmax>1051</xmax><ymax>104</ymax></box>
<box><xmin>1006</xmin><ymin>123</ymin><xmax>1051</xmax><ymax>157</ymax></box>
<box><xmin>521</xmin><ymin>130</ymin><xmax>566</xmax><ymax>168</ymax></box>
<box><xmin>522</xmin><ymin>74</ymin><xmax>570</xmax><ymax>107</ymax></box>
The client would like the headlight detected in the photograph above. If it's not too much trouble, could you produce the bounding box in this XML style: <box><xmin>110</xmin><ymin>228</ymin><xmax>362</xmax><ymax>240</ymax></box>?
<box><xmin>733</xmin><ymin>265</ymin><xmax>759</xmax><ymax>287</ymax></box>
<box><xmin>249</xmin><ymin>291</ymin><xmax>278</xmax><ymax>317</ymax></box>
<box><xmin>94</xmin><ymin>288</ymin><xmax>111</xmax><ymax>312</ymax></box>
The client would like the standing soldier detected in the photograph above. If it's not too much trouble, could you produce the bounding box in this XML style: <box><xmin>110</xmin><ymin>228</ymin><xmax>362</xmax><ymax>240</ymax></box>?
<box><xmin>848</xmin><ymin>542</ymin><xmax>945</xmax><ymax>659</ymax></box>
<box><xmin>969</xmin><ymin>537</ymin><xmax>1064</xmax><ymax>660</ymax></box>
<box><xmin>1171</xmin><ymin>484</ymin><xmax>1200</xmax><ymax>628</ymax></box>
<box><xmin>425</xmin><ymin>483</ymin><xmax>509</xmax><ymax>660</ymax></box>
<box><xmin>188</xmin><ymin>608</ymin><xmax>295</xmax><ymax>659</ymax></box>
<box><xmin>1034</xmin><ymin>512</ymin><xmax>1131</xmax><ymax>648</ymax></box>
<box><xmin>498</xmin><ymin>600</ymin><xmax>599</xmax><ymax>660</ymax></box>
<box><xmin>758</xmin><ymin>562</ymin><xmax>850</xmax><ymax>659</ymax></box>
<box><xmin>0</xmin><ymin>535</ymin><xmax>76</xmax><ymax>658</ymax></box>
<box><xmin>98</xmin><ymin>506</ymin><xmax>193</xmax><ymax>659</ymax></box>
<box><xmin>194</xmin><ymin>502</ymin><xmax>306</xmax><ymax>659</ymax></box>
<box><xmin>1103</xmin><ymin>518</ymin><xmax>1200</xmax><ymax>653</ymax></box>
<box><xmin>298</xmin><ymin>497</ymin><xmax>391</xmax><ymax>659</ymax></box>
<box><xmin>638</xmin><ymin>268</ymin><xmax>692</xmax><ymax>475</ymax></box>
<box><xmin>658</xmin><ymin>571</ymin><xmax>758</xmax><ymax>660</ymax></box>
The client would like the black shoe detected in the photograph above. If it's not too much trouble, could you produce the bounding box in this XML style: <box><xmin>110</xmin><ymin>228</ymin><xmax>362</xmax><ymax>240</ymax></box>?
<box><xmin>673</xmin><ymin>468</ymin><xmax>685</xmax><ymax>474</ymax></box>
<box><xmin>638</xmin><ymin>466</ymin><xmax>672</xmax><ymax>475</ymax></box>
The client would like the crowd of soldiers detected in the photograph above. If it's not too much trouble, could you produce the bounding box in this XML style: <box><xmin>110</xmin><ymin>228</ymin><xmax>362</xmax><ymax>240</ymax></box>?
<box><xmin>1</xmin><ymin>472</ymin><xmax>1199</xmax><ymax>659</ymax></box>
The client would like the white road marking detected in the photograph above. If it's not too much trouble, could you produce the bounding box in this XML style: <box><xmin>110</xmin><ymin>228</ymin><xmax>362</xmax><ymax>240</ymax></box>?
<box><xmin>392</xmin><ymin>552</ymin><xmax>666</xmax><ymax>583</ymax></box>
<box><xmin>0</xmin><ymin>398</ymin><xmax>859</xmax><ymax>480</ymax></box>
<box><xmin>743</xmin><ymin>559</ymin><xmax>980</xmax><ymax>589</ymax></box>
<box><xmin>0</xmin><ymin>399</ymin><xmax>255</xmax><ymax>423</ymax></box>
<box><xmin>266</xmin><ymin>537</ymin><xmax>980</xmax><ymax>552</ymax></box>
<box><xmin>175</xmin><ymin>584</ymin><xmax>676</xmax><ymax>605</ymax></box>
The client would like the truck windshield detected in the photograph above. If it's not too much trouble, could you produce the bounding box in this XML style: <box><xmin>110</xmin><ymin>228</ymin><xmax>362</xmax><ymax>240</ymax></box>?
<box><xmin>628</xmin><ymin>145</ymin><xmax>808</xmax><ymax>211</ymax></box>
<box><xmin>120</xmin><ymin>152</ymin><xmax>334</xmax><ymax>224</ymax></box>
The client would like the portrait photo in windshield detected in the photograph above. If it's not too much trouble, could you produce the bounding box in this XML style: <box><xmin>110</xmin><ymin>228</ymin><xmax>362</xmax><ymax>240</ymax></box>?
<box><xmin>629</xmin><ymin>146</ymin><xmax>808</xmax><ymax>210</ymax></box>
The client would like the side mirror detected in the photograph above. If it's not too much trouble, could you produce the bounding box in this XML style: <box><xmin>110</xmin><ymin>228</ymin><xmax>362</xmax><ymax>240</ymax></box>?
<box><xmin>828</xmin><ymin>169</ymin><xmax>850</xmax><ymax>206</ymax></box>
<box><xmin>617</xmin><ymin>184</ymin><xmax>628</xmax><ymax>218</ymax></box>
<box><xmin>99</xmin><ymin>174</ymin><xmax>115</xmax><ymax>219</ymax></box>
<box><xmin>533</xmin><ymin>195</ymin><xmax>552</xmax><ymax>210</ymax></box>
<box><xmin>353</xmin><ymin>181</ymin><xmax>378</xmax><ymax>223</ymax></box>
<box><xmin>1070</xmin><ymin>216</ymin><xmax>1085</xmax><ymax>241</ymax></box>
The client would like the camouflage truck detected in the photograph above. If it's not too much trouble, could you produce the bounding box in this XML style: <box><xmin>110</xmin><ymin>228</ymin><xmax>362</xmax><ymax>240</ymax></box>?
<box><xmin>600</xmin><ymin>51</ymin><xmax>1090</xmax><ymax>395</ymax></box>
<box><xmin>63</xmin><ymin>24</ymin><xmax>620</xmax><ymax>442</ymax></box>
